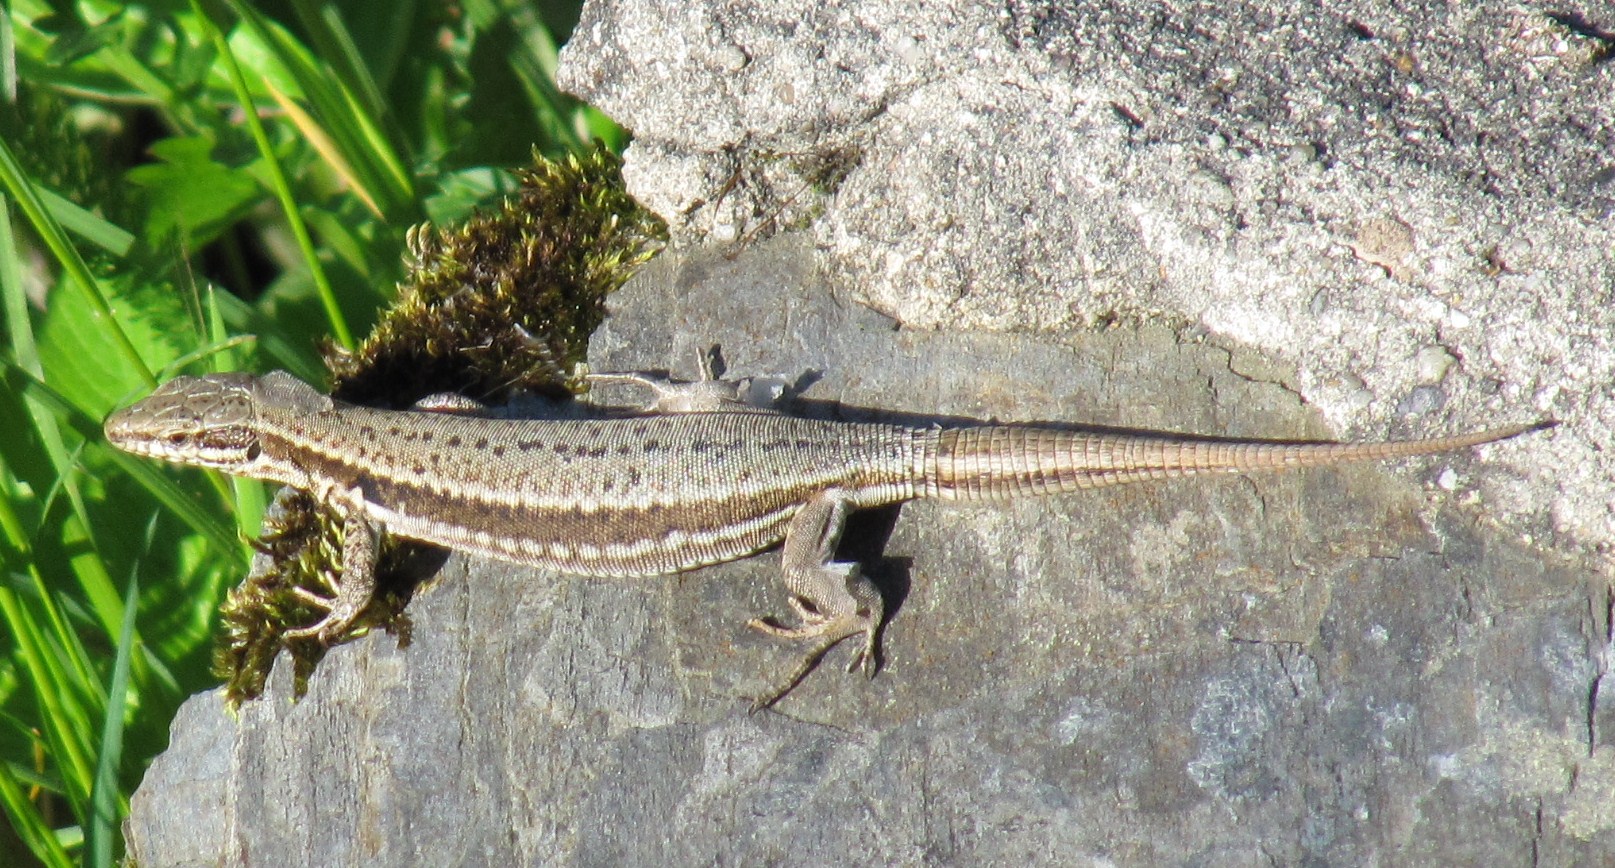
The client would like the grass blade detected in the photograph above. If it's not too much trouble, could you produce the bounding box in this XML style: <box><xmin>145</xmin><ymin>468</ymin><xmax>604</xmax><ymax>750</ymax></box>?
<box><xmin>228</xmin><ymin>1</ymin><xmax>414</xmax><ymax>216</ymax></box>
<box><xmin>187</xmin><ymin>0</ymin><xmax>355</xmax><ymax>349</ymax></box>
<box><xmin>0</xmin><ymin>757</ymin><xmax>73</xmax><ymax>868</ymax></box>
<box><xmin>86</xmin><ymin>574</ymin><xmax>140</xmax><ymax>868</ymax></box>
<box><xmin>0</xmin><ymin>135</ymin><xmax>153</xmax><ymax>387</ymax></box>
<box><xmin>35</xmin><ymin>187</ymin><xmax>135</xmax><ymax>257</ymax></box>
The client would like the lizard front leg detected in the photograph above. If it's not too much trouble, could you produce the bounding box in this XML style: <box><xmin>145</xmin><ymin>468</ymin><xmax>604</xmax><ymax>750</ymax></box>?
<box><xmin>748</xmin><ymin>488</ymin><xmax>885</xmax><ymax>710</ymax></box>
<box><xmin>584</xmin><ymin>370</ymin><xmax>757</xmax><ymax>413</ymax></box>
<box><xmin>284</xmin><ymin>490</ymin><xmax>377</xmax><ymax>644</ymax></box>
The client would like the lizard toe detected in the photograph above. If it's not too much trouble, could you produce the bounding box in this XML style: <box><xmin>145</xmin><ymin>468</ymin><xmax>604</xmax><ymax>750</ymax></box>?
<box><xmin>283</xmin><ymin>600</ymin><xmax>363</xmax><ymax>645</ymax></box>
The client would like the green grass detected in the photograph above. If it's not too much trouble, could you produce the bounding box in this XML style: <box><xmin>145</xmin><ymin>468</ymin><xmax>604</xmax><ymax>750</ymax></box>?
<box><xmin>0</xmin><ymin>1</ymin><xmax>615</xmax><ymax>863</ymax></box>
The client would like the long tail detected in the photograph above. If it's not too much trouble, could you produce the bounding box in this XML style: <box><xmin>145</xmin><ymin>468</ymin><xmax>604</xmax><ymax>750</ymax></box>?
<box><xmin>923</xmin><ymin>421</ymin><xmax>1549</xmax><ymax>500</ymax></box>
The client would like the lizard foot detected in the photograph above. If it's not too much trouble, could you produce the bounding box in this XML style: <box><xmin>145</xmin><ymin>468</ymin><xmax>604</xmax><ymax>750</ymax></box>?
<box><xmin>745</xmin><ymin>632</ymin><xmax>863</xmax><ymax>714</ymax></box>
<box><xmin>746</xmin><ymin>570</ymin><xmax>884</xmax><ymax>712</ymax></box>
<box><xmin>748</xmin><ymin>595</ymin><xmax>880</xmax><ymax>676</ymax></box>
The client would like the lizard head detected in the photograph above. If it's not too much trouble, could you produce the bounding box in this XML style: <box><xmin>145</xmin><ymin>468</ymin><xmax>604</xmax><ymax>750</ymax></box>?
<box><xmin>104</xmin><ymin>373</ymin><xmax>268</xmax><ymax>471</ymax></box>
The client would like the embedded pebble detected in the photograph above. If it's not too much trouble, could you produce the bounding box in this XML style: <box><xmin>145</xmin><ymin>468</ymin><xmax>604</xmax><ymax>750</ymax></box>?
<box><xmin>1397</xmin><ymin>385</ymin><xmax>1447</xmax><ymax>416</ymax></box>
<box><xmin>1415</xmin><ymin>346</ymin><xmax>1457</xmax><ymax>383</ymax></box>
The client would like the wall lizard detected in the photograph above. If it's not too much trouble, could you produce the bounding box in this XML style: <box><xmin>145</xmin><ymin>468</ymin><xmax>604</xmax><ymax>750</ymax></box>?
<box><xmin>104</xmin><ymin>368</ymin><xmax>1545</xmax><ymax>706</ymax></box>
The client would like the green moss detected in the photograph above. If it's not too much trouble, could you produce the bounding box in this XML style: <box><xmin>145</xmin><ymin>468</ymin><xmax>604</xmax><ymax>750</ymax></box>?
<box><xmin>328</xmin><ymin>144</ymin><xmax>667</xmax><ymax>407</ymax></box>
<box><xmin>214</xmin><ymin>145</ymin><xmax>666</xmax><ymax>705</ymax></box>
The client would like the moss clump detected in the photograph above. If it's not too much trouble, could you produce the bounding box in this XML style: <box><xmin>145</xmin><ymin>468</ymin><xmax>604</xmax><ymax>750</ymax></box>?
<box><xmin>215</xmin><ymin>145</ymin><xmax>666</xmax><ymax>705</ymax></box>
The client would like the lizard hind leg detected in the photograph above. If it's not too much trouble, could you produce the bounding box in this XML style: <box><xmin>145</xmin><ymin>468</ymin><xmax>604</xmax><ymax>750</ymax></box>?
<box><xmin>748</xmin><ymin>488</ymin><xmax>886</xmax><ymax>711</ymax></box>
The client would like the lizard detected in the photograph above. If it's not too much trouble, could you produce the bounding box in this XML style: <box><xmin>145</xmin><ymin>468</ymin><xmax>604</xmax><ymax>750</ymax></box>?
<box><xmin>103</xmin><ymin>366</ymin><xmax>1547</xmax><ymax>707</ymax></box>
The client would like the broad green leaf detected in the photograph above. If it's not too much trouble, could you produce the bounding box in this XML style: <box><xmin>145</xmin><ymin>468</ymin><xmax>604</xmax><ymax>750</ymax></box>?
<box><xmin>125</xmin><ymin>136</ymin><xmax>262</xmax><ymax>245</ymax></box>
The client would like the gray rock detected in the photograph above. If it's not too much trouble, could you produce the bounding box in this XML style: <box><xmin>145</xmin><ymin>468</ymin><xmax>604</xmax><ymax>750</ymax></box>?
<box><xmin>128</xmin><ymin>1</ymin><xmax>1615</xmax><ymax>864</ymax></box>
<box><xmin>127</xmin><ymin>238</ymin><xmax>1609</xmax><ymax>864</ymax></box>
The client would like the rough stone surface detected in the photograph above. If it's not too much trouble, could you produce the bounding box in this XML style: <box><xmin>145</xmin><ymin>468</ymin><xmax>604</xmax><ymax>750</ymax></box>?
<box><xmin>127</xmin><ymin>238</ymin><xmax>1608</xmax><ymax>864</ymax></box>
<box><xmin>128</xmin><ymin>2</ymin><xmax>1614</xmax><ymax>865</ymax></box>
